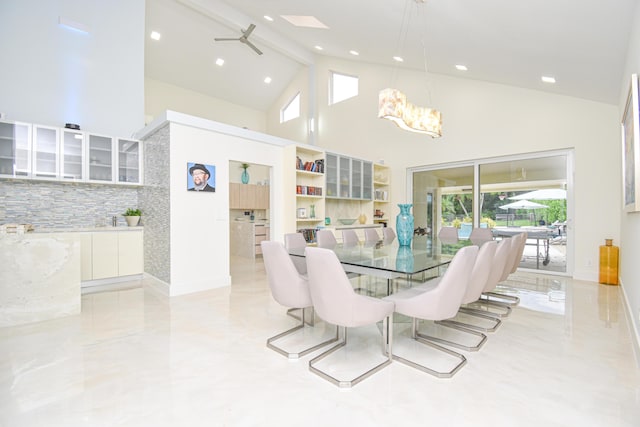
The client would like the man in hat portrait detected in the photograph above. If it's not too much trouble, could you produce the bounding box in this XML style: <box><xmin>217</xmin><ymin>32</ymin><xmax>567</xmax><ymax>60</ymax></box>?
<box><xmin>188</xmin><ymin>163</ymin><xmax>216</xmax><ymax>192</ymax></box>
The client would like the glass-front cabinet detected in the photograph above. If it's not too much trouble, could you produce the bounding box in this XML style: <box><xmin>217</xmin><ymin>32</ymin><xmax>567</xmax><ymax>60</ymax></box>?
<box><xmin>117</xmin><ymin>138</ymin><xmax>142</xmax><ymax>184</ymax></box>
<box><xmin>325</xmin><ymin>152</ymin><xmax>372</xmax><ymax>201</ymax></box>
<box><xmin>87</xmin><ymin>134</ymin><xmax>114</xmax><ymax>183</ymax></box>
<box><xmin>32</xmin><ymin>125</ymin><xmax>59</xmax><ymax>179</ymax></box>
<box><xmin>0</xmin><ymin>121</ymin><xmax>31</xmax><ymax>177</ymax></box>
<box><xmin>61</xmin><ymin>129</ymin><xmax>85</xmax><ymax>181</ymax></box>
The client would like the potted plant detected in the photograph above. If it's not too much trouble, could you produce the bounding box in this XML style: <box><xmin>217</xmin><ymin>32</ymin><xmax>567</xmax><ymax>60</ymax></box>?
<box><xmin>123</xmin><ymin>208</ymin><xmax>141</xmax><ymax>227</ymax></box>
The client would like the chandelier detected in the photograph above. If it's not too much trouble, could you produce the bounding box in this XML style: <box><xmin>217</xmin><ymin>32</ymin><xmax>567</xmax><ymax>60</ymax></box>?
<box><xmin>378</xmin><ymin>0</ymin><xmax>442</xmax><ymax>138</ymax></box>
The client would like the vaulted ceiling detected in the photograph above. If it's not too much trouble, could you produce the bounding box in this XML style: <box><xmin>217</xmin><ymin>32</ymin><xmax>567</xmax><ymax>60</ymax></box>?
<box><xmin>145</xmin><ymin>0</ymin><xmax>638</xmax><ymax>111</ymax></box>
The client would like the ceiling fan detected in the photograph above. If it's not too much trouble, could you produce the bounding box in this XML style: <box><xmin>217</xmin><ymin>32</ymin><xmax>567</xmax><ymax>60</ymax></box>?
<box><xmin>214</xmin><ymin>23</ymin><xmax>263</xmax><ymax>55</ymax></box>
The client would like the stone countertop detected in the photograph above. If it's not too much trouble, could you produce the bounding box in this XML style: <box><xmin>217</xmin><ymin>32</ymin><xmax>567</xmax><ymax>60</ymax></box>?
<box><xmin>1</xmin><ymin>226</ymin><xmax>145</xmax><ymax>234</ymax></box>
<box><xmin>324</xmin><ymin>224</ymin><xmax>383</xmax><ymax>230</ymax></box>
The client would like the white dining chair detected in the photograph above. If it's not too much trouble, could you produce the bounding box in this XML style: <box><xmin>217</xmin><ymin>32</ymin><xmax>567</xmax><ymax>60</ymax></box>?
<box><xmin>438</xmin><ymin>226</ymin><xmax>459</xmax><ymax>244</ymax></box>
<box><xmin>284</xmin><ymin>232</ymin><xmax>308</xmax><ymax>275</ymax></box>
<box><xmin>382</xmin><ymin>227</ymin><xmax>396</xmax><ymax>242</ymax></box>
<box><xmin>364</xmin><ymin>228</ymin><xmax>381</xmax><ymax>243</ymax></box>
<box><xmin>342</xmin><ymin>229</ymin><xmax>360</xmax><ymax>245</ymax></box>
<box><xmin>261</xmin><ymin>241</ymin><xmax>338</xmax><ymax>359</ymax></box>
<box><xmin>382</xmin><ymin>245</ymin><xmax>478</xmax><ymax>378</ymax></box>
<box><xmin>305</xmin><ymin>247</ymin><xmax>395</xmax><ymax>388</ymax></box>
<box><xmin>316</xmin><ymin>229</ymin><xmax>338</xmax><ymax>248</ymax></box>
<box><xmin>469</xmin><ymin>227</ymin><xmax>494</xmax><ymax>246</ymax></box>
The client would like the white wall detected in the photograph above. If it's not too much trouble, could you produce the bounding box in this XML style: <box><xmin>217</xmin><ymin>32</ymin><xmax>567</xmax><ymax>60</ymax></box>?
<box><xmin>146</xmin><ymin>78</ymin><xmax>267</xmax><ymax>133</ymax></box>
<box><xmin>619</xmin><ymin>3</ymin><xmax>640</xmax><ymax>359</ymax></box>
<box><xmin>162</xmin><ymin>117</ymin><xmax>286</xmax><ymax>295</ymax></box>
<box><xmin>267</xmin><ymin>55</ymin><xmax>621</xmax><ymax>282</ymax></box>
<box><xmin>0</xmin><ymin>0</ymin><xmax>144</xmax><ymax>137</ymax></box>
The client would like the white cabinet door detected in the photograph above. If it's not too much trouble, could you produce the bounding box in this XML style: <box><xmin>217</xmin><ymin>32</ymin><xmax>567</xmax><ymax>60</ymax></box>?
<box><xmin>116</xmin><ymin>138</ymin><xmax>142</xmax><ymax>184</ymax></box>
<box><xmin>0</xmin><ymin>120</ymin><xmax>31</xmax><ymax>177</ymax></box>
<box><xmin>87</xmin><ymin>134</ymin><xmax>114</xmax><ymax>183</ymax></box>
<box><xmin>118</xmin><ymin>231</ymin><xmax>143</xmax><ymax>276</ymax></box>
<box><xmin>92</xmin><ymin>232</ymin><xmax>119</xmax><ymax>279</ymax></box>
<box><xmin>60</xmin><ymin>129</ymin><xmax>85</xmax><ymax>181</ymax></box>
<box><xmin>78</xmin><ymin>233</ymin><xmax>93</xmax><ymax>281</ymax></box>
<box><xmin>32</xmin><ymin>125</ymin><xmax>59</xmax><ymax>179</ymax></box>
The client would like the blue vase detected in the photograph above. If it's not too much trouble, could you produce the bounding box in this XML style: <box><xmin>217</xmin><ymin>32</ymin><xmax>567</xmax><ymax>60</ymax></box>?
<box><xmin>241</xmin><ymin>168</ymin><xmax>250</xmax><ymax>184</ymax></box>
<box><xmin>396</xmin><ymin>204</ymin><xmax>414</xmax><ymax>246</ymax></box>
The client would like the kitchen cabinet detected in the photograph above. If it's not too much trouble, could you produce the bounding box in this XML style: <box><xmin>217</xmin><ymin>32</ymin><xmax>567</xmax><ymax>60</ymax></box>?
<box><xmin>82</xmin><ymin>230</ymin><xmax>143</xmax><ymax>282</ymax></box>
<box><xmin>0</xmin><ymin>120</ymin><xmax>31</xmax><ymax>177</ymax></box>
<box><xmin>32</xmin><ymin>124</ymin><xmax>59</xmax><ymax>179</ymax></box>
<box><xmin>117</xmin><ymin>138</ymin><xmax>142</xmax><ymax>184</ymax></box>
<box><xmin>229</xmin><ymin>183</ymin><xmax>269</xmax><ymax>209</ymax></box>
<box><xmin>87</xmin><ymin>133</ymin><xmax>115</xmax><ymax>183</ymax></box>
<box><xmin>230</xmin><ymin>221</ymin><xmax>270</xmax><ymax>258</ymax></box>
<box><xmin>61</xmin><ymin>129</ymin><xmax>85</xmax><ymax>181</ymax></box>
<box><xmin>0</xmin><ymin>119</ymin><xmax>142</xmax><ymax>185</ymax></box>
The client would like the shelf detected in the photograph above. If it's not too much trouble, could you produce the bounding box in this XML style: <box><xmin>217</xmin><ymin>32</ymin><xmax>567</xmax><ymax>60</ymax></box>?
<box><xmin>374</xmin><ymin>180</ymin><xmax>389</xmax><ymax>185</ymax></box>
<box><xmin>296</xmin><ymin>218</ymin><xmax>322</xmax><ymax>223</ymax></box>
<box><xmin>296</xmin><ymin>194</ymin><xmax>323</xmax><ymax>199</ymax></box>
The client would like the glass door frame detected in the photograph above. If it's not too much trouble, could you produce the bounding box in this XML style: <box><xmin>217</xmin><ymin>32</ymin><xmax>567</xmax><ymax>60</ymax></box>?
<box><xmin>406</xmin><ymin>148</ymin><xmax>574</xmax><ymax>276</ymax></box>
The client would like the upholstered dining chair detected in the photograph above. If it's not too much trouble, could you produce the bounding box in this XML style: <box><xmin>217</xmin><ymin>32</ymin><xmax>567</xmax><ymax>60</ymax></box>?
<box><xmin>433</xmin><ymin>240</ymin><xmax>501</xmax><ymax>339</ymax></box>
<box><xmin>382</xmin><ymin>245</ymin><xmax>478</xmax><ymax>378</ymax></box>
<box><xmin>469</xmin><ymin>227</ymin><xmax>494</xmax><ymax>246</ymax></box>
<box><xmin>382</xmin><ymin>227</ymin><xmax>396</xmax><ymax>242</ymax></box>
<box><xmin>316</xmin><ymin>229</ymin><xmax>338</xmax><ymax>248</ymax></box>
<box><xmin>473</xmin><ymin>237</ymin><xmax>518</xmax><ymax>317</ymax></box>
<box><xmin>284</xmin><ymin>232</ymin><xmax>308</xmax><ymax>275</ymax></box>
<box><xmin>342</xmin><ymin>229</ymin><xmax>360</xmax><ymax>246</ymax></box>
<box><xmin>261</xmin><ymin>241</ymin><xmax>338</xmax><ymax>359</ymax></box>
<box><xmin>364</xmin><ymin>228</ymin><xmax>381</xmax><ymax>243</ymax></box>
<box><xmin>485</xmin><ymin>232</ymin><xmax>526</xmax><ymax>306</ymax></box>
<box><xmin>305</xmin><ymin>247</ymin><xmax>395</xmax><ymax>388</ymax></box>
<box><xmin>438</xmin><ymin>226</ymin><xmax>459</xmax><ymax>244</ymax></box>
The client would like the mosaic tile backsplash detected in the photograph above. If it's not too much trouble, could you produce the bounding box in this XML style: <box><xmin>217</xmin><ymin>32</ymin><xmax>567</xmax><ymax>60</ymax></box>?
<box><xmin>0</xmin><ymin>180</ymin><xmax>139</xmax><ymax>228</ymax></box>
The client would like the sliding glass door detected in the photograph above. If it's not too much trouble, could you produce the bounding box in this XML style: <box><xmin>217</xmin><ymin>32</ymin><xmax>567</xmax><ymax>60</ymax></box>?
<box><xmin>410</xmin><ymin>150</ymin><xmax>571</xmax><ymax>274</ymax></box>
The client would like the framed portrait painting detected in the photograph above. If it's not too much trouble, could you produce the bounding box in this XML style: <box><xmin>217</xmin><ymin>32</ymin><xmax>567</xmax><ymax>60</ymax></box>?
<box><xmin>187</xmin><ymin>162</ymin><xmax>216</xmax><ymax>192</ymax></box>
<box><xmin>622</xmin><ymin>74</ymin><xmax>640</xmax><ymax>212</ymax></box>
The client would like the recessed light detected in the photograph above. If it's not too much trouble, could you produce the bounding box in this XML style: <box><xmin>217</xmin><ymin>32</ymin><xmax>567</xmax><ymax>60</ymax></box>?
<box><xmin>455</xmin><ymin>64</ymin><xmax>468</xmax><ymax>71</ymax></box>
<box><xmin>264</xmin><ymin>77</ymin><xmax>272</xmax><ymax>84</ymax></box>
<box><xmin>150</xmin><ymin>31</ymin><xmax>161</xmax><ymax>41</ymax></box>
<box><xmin>314</xmin><ymin>45</ymin><xmax>323</xmax><ymax>51</ymax></box>
<box><xmin>541</xmin><ymin>76</ymin><xmax>556</xmax><ymax>83</ymax></box>
<box><xmin>215</xmin><ymin>58</ymin><xmax>224</xmax><ymax>66</ymax></box>
<box><xmin>263</xmin><ymin>15</ymin><xmax>274</xmax><ymax>22</ymax></box>
<box><xmin>393</xmin><ymin>56</ymin><xmax>404</xmax><ymax>62</ymax></box>
<box><xmin>349</xmin><ymin>50</ymin><xmax>359</xmax><ymax>56</ymax></box>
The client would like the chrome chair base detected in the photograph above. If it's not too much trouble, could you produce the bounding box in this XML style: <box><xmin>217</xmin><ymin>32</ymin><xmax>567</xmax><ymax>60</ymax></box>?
<box><xmin>309</xmin><ymin>317</ymin><xmax>392</xmax><ymax>388</ymax></box>
<box><xmin>419</xmin><ymin>320</ymin><xmax>488</xmax><ymax>352</ymax></box>
<box><xmin>483</xmin><ymin>290</ymin><xmax>520</xmax><ymax>306</ymax></box>
<box><xmin>389</xmin><ymin>318</ymin><xmax>467</xmax><ymax>378</ymax></box>
<box><xmin>475</xmin><ymin>297</ymin><xmax>514</xmax><ymax>317</ymax></box>
<box><xmin>267</xmin><ymin>307</ymin><xmax>339</xmax><ymax>359</ymax></box>
<box><xmin>449</xmin><ymin>307</ymin><xmax>503</xmax><ymax>332</ymax></box>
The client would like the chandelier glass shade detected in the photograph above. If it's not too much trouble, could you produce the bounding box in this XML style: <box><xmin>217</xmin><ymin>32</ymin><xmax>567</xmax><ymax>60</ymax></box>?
<box><xmin>378</xmin><ymin>88</ymin><xmax>442</xmax><ymax>137</ymax></box>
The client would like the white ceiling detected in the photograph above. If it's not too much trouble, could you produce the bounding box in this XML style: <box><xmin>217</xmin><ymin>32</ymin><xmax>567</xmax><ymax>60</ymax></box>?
<box><xmin>145</xmin><ymin>0</ymin><xmax>639</xmax><ymax>112</ymax></box>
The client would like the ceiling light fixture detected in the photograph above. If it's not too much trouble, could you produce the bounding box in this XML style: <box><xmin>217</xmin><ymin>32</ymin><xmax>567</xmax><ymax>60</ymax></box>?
<box><xmin>393</xmin><ymin>56</ymin><xmax>404</xmax><ymax>62</ymax></box>
<box><xmin>314</xmin><ymin>45</ymin><xmax>323</xmax><ymax>51</ymax></box>
<box><xmin>378</xmin><ymin>0</ymin><xmax>442</xmax><ymax>138</ymax></box>
<box><xmin>349</xmin><ymin>50</ymin><xmax>359</xmax><ymax>56</ymax></box>
<box><xmin>215</xmin><ymin>58</ymin><xmax>224</xmax><ymax>66</ymax></box>
<box><xmin>150</xmin><ymin>31</ymin><xmax>161</xmax><ymax>41</ymax></box>
<box><xmin>455</xmin><ymin>64</ymin><xmax>467</xmax><ymax>71</ymax></box>
<box><xmin>541</xmin><ymin>76</ymin><xmax>556</xmax><ymax>83</ymax></box>
<box><xmin>264</xmin><ymin>77</ymin><xmax>272</xmax><ymax>84</ymax></box>
<box><xmin>263</xmin><ymin>15</ymin><xmax>274</xmax><ymax>22</ymax></box>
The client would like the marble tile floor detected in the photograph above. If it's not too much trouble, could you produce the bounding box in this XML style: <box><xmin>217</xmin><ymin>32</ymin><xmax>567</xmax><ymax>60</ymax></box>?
<box><xmin>1</xmin><ymin>256</ymin><xmax>639</xmax><ymax>427</ymax></box>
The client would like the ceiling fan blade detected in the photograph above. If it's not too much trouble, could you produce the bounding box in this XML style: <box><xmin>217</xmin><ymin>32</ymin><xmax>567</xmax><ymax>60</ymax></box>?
<box><xmin>242</xmin><ymin>23</ymin><xmax>256</xmax><ymax>37</ymax></box>
<box><xmin>243</xmin><ymin>39</ymin><xmax>263</xmax><ymax>55</ymax></box>
<box><xmin>214</xmin><ymin>37</ymin><xmax>240</xmax><ymax>42</ymax></box>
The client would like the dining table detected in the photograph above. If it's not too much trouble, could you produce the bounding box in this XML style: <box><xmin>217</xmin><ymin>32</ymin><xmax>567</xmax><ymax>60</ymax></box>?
<box><xmin>288</xmin><ymin>235</ymin><xmax>471</xmax><ymax>293</ymax></box>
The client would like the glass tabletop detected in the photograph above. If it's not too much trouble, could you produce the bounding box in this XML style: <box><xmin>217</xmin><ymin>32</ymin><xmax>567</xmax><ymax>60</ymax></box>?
<box><xmin>289</xmin><ymin>235</ymin><xmax>471</xmax><ymax>276</ymax></box>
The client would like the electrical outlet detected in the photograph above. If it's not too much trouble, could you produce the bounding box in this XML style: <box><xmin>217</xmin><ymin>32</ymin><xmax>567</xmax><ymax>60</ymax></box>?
<box><xmin>244</xmin><ymin>211</ymin><xmax>250</xmax><ymax>216</ymax></box>
<box><xmin>586</xmin><ymin>259</ymin><xmax>592</xmax><ymax>267</ymax></box>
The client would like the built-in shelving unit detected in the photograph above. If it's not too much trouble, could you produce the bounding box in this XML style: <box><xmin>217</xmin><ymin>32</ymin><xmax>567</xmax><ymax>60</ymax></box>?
<box><xmin>373</xmin><ymin>163</ymin><xmax>391</xmax><ymax>225</ymax></box>
<box><xmin>294</xmin><ymin>146</ymin><xmax>325</xmax><ymax>242</ymax></box>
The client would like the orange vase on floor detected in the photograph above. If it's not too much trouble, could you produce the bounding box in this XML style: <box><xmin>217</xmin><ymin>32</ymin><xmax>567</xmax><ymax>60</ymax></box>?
<box><xmin>599</xmin><ymin>239</ymin><xmax>619</xmax><ymax>285</ymax></box>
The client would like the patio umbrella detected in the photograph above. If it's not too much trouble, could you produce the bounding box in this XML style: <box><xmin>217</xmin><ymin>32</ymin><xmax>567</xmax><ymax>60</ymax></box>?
<box><xmin>499</xmin><ymin>199</ymin><xmax>548</xmax><ymax>225</ymax></box>
<box><xmin>510</xmin><ymin>189</ymin><xmax>566</xmax><ymax>200</ymax></box>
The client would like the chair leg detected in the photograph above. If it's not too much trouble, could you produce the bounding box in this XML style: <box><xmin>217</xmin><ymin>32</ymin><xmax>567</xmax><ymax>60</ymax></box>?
<box><xmin>389</xmin><ymin>318</ymin><xmax>467</xmax><ymax>378</ymax></box>
<box><xmin>309</xmin><ymin>316</ymin><xmax>393</xmax><ymax>388</ymax></box>
<box><xmin>417</xmin><ymin>319</ymin><xmax>487</xmax><ymax>352</ymax></box>
<box><xmin>474</xmin><ymin>297</ymin><xmax>513</xmax><ymax>317</ymax></box>
<box><xmin>483</xmin><ymin>290</ymin><xmax>520</xmax><ymax>306</ymax></box>
<box><xmin>446</xmin><ymin>308</ymin><xmax>503</xmax><ymax>332</ymax></box>
<box><xmin>267</xmin><ymin>307</ymin><xmax>339</xmax><ymax>359</ymax></box>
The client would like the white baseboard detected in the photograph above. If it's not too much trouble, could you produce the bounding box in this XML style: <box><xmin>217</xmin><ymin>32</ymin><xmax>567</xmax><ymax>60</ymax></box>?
<box><xmin>619</xmin><ymin>278</ymin><xmax>640</xmax><ymax>368</ymax></box>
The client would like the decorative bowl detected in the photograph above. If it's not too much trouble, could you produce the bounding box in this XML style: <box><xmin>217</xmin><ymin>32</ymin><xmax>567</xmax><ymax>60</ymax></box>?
<box><xmin>338</xmin><ymin>218</ymin><xmax>357</xmax><ymax>225</ymax></box>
